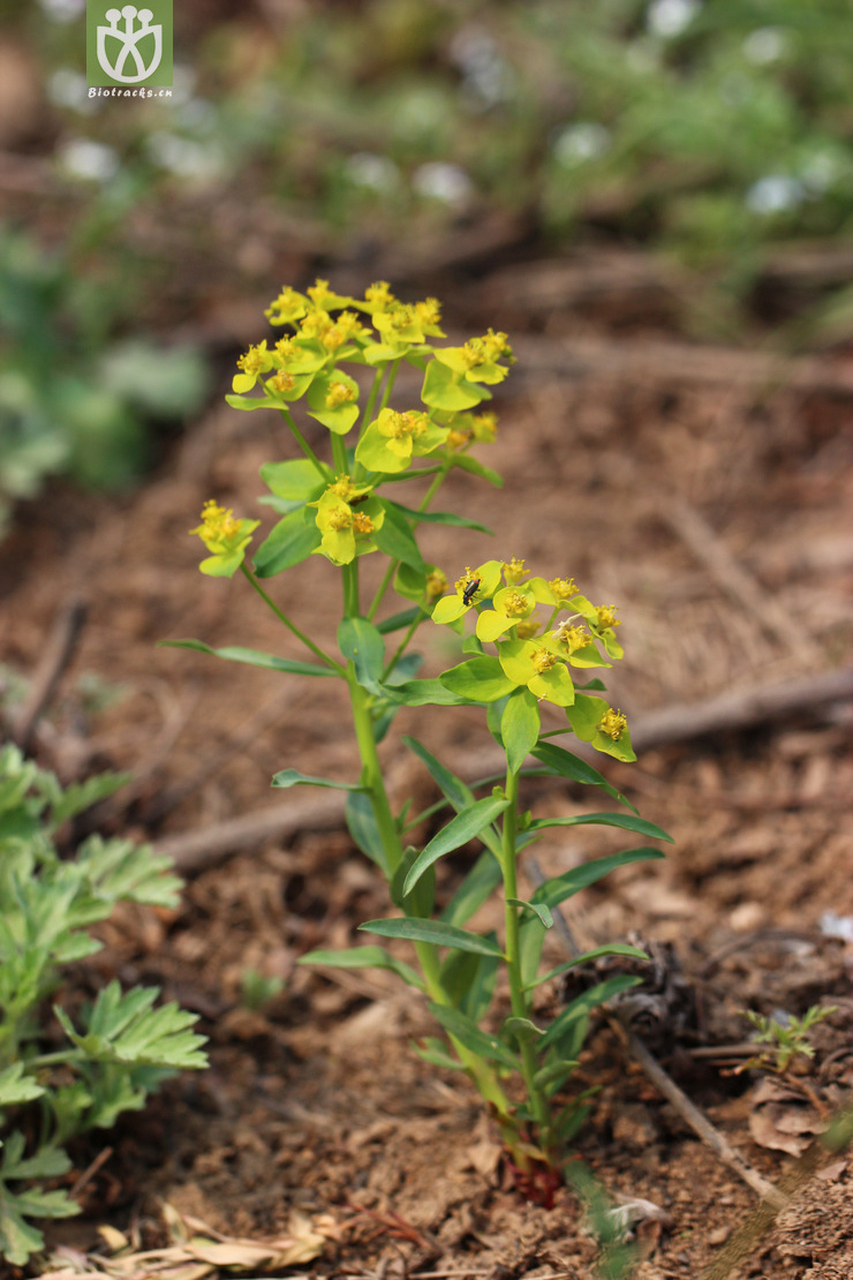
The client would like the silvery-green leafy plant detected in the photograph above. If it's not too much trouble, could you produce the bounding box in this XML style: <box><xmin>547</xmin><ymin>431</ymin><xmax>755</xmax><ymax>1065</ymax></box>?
<box><xmin>0</xmin><ymin>744</ymin><xmax>207</xmax><ymax>1267</ymax></box>
<box><xmin>173</xmin><ymin>279</ymin><xmax>671</xmax><ymax>1194</ymax></box>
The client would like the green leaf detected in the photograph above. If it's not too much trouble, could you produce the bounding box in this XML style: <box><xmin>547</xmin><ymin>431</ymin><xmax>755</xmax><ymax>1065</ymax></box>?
<box><xmin>440</xmin><ymin>849</ymin><xmax>503</xmax><ymax>927</ymax></box>
<box><xmin>531</xmin><ymin>848</ymin><xmax>666</xmax><ymax>911</ymax></box>
<box><xmin>383</xmin><ymin>501</ymin><xmax>493</xmax><ymax>535</ymax></box>
<box><xmin>439</xmin><ymin>944</ymin><xmax>499</xmax><ymax>1022</ymax></box>
<box><xmin>508</xmin><ymin>898</ymin><xmax>553</xmax><ymax>930</ymax></box>
<box><xmin>272</xmin><ymin>769</ymin><xmax>362</xmax><ymax>792</ymax></box>
<box><xmin>56</xmin><ymin>979</ymin><xmax>207</xmax><ymax>1070</ymax></box>
<box><xmin>225</xmin><ymin>392</ymin><xmax>277</xmax><ymax>411</ymax></box>
<box><xmin>159</xmin><ymin>639</ymin><xmax>334</xmax><ymax>678</ymax></box>
<box><xmin>531</xmin><ymin>741</ymin><xmax>638</xmax><ymax>814</ymax></box>
<box><xmin>533</xmin><ymin>1058</ymin><xmax>579</xmax><ymax>1091</ymax></box>
<box><xmin>0</xmin><ymin>1064</ymin><xmax>45</xmax><ymax>1107</ymax></box>
<box><xmin>298</xmin><ymin>945</ymin><xmax>425</xmax><ymax>990</ymax></box>
<box><xmin>374</xmin><ymin>501</ymin><xmax>425</xmax><ymax>572</ymax></box>
<box><xmin>501</xmin><ymin>689</ymin><xmax>541</xmax><ymax>774</ymax></box>
<box><xmin>0</xmin><ymin>1182</ymin><xmax>77</xmax><ymax>1267</ymax></box>
<box><xmin>47</xmin><ymin>771</ymin><xmax>130</xmax><ymax>828</ymax></box>
<box><xmin>390</xmin><ymin>678</ymin><xmax>477</xmax><ymax>707</ymax></box>
<box><xmin>338</xmin><ymin>616</ymin><xmax>385</xmax><ymax>692</ymax></box>
<box><xmin>450</xmin><ymin>453</ymin><xmax>503</xmax><ymax>488</ymax></box>
<box><xmin>402</xmin><ymin>736</ymin><xmax>473</xmax><ymax>813</ymax></box>
<box><xmin>390</xmin><ymin>844</ymin><xmax>435</xmax><ymax>918</ymax></box>
<box><xmin>260</xmin><ymin>458</ymin><xmax>327</xmax><ymax>500</ymax></box>
<box><xmin>528</xmin><ymin>943</ymin><xmax>651</xmax><ymax>991</ymax></box>
<box><xmin>439</xmin><ymin>657</ymin><xmax>515</xmax><ymax>703</ymax></box>
<box><xmin>518</xmin><ymin>913</ymin><xmax>547</xmax><ymax>989</ymax></box>
<box><xmin>345</xmin><ymin>791</ymin><xmax>389</xmax><ymax>875</ymax></box>
<box><xmin>503</xmin><ymin>1016</ymin><xmax>544</xmax><ymax>1045</ymax></box>
<box><xmin>403</xmin><ymin>795</ymin><xmax>510</xmax><ymax>896</ymax></box>
<box><xmin>539</xmin><ymin>975</ymin><xmax>643</xmax><ymax>1050</ymax></box>
<box><xmin>253</xmin><ymin>506</ymin><xmax>321</xmax><ymax>577</ymax></box>
<box><xmin>422</xmin><ymin>359</ymin><xmax>486</xmax><ymax>411</ymax></box>
<box><xmin>426</xmin><ymin>1002</ymin><xmax>519</xmax><ymax>1071</ymax></box>
<box><xmin>377</xmin><ymin>606</ymin><xmax>422</xmax><ymax>634</ymax></box>
<box><xmin>527</xmin><ymin>814</ymin><xmax>673</xmax><ymax>842</ymax></box>
<box><xmin>359</xmin><ymin>917</ymin><xmax>505</xmax><ymax>958</ymax></box>
<box><xmin>412</xmin><ymin>1036</ymin><xmax>463</xmax><ymax>1071</ymax></box>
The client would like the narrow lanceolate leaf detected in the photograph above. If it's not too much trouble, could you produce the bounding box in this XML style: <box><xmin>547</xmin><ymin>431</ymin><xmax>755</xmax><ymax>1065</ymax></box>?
<box><xmin>359</xmin><ymin>917</ymin><xmax>505</xmax><ymax>958</ymax></box>
<box><xmin>298</xmin><ymin>946</ymin><xmax>425</xmax><ymax>990</ymax></box>
<box><xmin>272</xmin><ymin>770</ymin><xmax>363</xmax><ymax>792</ymax></box>
<box><xmin>533</xmin><ymin>1058</ymin><xmax>580</xmax><ymax>1091</ymax></box>
<box><xmin>526</xmin><ymin>813</ymin><xmax>673</xmax><ymax>842</ymax></box>
<box><xmin>346</xmin><ymin>791</ymin><xmax>389</xmax><ymax>876</ymax></box>
<box><xmin>440</xmin><ymin>849</ymin><xmax>503</xmax><ymax>927</ymax></box>
<box><xmin>403</xmin><ymin>795</ymin><xmax>510</xmax><ymax>897</ymax></box>
<box><xmin>507</xmin><ymin>898</ymin><xmax>553</xmax><ymax>930</ymax></box>
<box><xmin>402</xmin><ymin>736</ymin><xmax>474</xmax><ymax>812</ymax></box>
<box><xmin>383</xmin><ymin>501</ymin><xmax>493</xmax><ymax>536</ymax></box>
<box><xmin>427</xmin><ymin>1002</ymin><xmax>520</xmax><ymax>1071</ymax></box>
<box><xmin>531</xmin><ymin>741</ymin><xmax>638</xmax><ymax>814</ymax></box>
<box><xmin>338</xmin><ymin>616</ymin><xmax>385</xmax><ymax>692</ymax></box>
<box><xmin>539</xmin><ymin>975</ymin><xmax>642</xmax><ymax>1050</ymax></box>
<box><xmin>531</xmin><ymin>848</ymin><xmax>667</xmax><ymax>910</ymax></box>
<box><xmin>526</xmin><ymin>943</ymin><xmax>651</xmax><ymax>991</ymax></box>
<box><xmin>159</xmin><ymin>640</ymin><xmax>334</xmax><ymax>678</ymax></box>
<box><xmin>374</xmin><ymin>501</ymin><xmax>425</xmax><ymax>572</ymax></box>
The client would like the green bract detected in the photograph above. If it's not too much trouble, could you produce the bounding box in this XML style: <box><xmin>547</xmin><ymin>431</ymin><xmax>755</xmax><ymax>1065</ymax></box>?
<box><xmin>172</xmin><ymin>278</ymin><xmax>670</xmax><ymax>1189</ymax></box>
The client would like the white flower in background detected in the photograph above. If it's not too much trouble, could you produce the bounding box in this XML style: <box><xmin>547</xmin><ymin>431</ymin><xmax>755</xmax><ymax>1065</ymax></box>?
<box><xmin>745</xmin><ymin>174</ymin><xmax>805</xmax><ymax>215</ymax></box>
<box><xmin>799</xmin><ymin>151</ymin><xmax>843</xmax><ymax>195</ymax></box>
<box><xmin>553</xmin><ymin>122</ymin><xmax>611</xmax><ymax>168</ymax></box>
<box><xmin>742</xmin><ymin>27</ymin><xmax>786</xmax><ymax>64</ymax></box>
<box><xmin>47</xmin><ymin>68</ymin><xmax>97</xmax><ymax>114</ymax></box>
<box><xmin>646</xmin><ymin>0</ymin><xmax>700</xmax><ymax>39</ymax></box>
<box><xmin>343</xmin><ymin>152</ymin><xmax>401</xmax><ymax>194</ymax></box>
<box><xmin>449</xmin><ymin>26</ymin><xmax>514</xmax><ymax>111</ymax></box>
<box><xmin>37</xmin><ymin>0</ymin><xmax>84</xmax><ymax>22</ymax></box>
<box><xmin>57</xmin><ymin>138</ymin><xmax>119</xmax><ymax>182</ymax></box>
<box><xmin>412</xmin><ymin>161</ymin><xmax>473</xmax><ymax>204</ymax></box>
<box><xmin>147</xmin><ymin>132</ymin><xmax>223</xmax><ymax>182</ymax></box>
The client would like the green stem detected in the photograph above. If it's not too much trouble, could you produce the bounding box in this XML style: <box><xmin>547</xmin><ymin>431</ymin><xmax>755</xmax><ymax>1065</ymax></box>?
<box><xmin>281</xmin><ymin>406</ymin><xmax>331</xmax><ymax>481</ymax></box>
<box><xmin>500</xmin><ymin>767</ymin><xmax>553</xmax><ymax>1155</ymax></box>
<box><xmin>378</xmin><ymin>357</ymin><xmax>402</xmax><ymax>413</ymax></box>
<box><xmin>361</xmin><ymin>367</ymin><xmax>384</xmax><ymax>432</ymax></box>
<box><xmin>240</xmin><ymin>566</ymin><xmax>345</xmax><ymax>673</ymax></box>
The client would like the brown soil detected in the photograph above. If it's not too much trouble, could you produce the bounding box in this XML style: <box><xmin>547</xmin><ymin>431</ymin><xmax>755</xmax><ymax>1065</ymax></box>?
<box><xmin>1</xmin><ymin>275</ymin><xmax>852</xmax><ymax>1280</ymax></box>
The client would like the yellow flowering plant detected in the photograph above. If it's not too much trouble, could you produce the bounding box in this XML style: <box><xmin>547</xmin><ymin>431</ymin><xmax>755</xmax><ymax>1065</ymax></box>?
<box><xmin>167</xmin><ymin>280</ymin><xmax>671</xmax><ymax>1190</ymax></box>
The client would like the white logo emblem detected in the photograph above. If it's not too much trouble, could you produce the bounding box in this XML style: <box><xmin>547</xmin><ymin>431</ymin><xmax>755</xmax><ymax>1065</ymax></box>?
<box><xmin>96</xmin><ymin>5</ymin><xmax>162</xmax><ymax>83</ymax></box>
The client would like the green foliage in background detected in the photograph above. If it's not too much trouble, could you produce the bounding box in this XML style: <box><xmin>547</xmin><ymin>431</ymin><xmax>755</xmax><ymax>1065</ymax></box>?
<box><xmin>0</xmin><ymin>744</ymin><xmax>207</xmax><ymax>1268</ymax></box>
<box><xmin>27</xmin><ymin>0</ymin><xmax>853</xmax><ymax>338</ymax></box>
<box><xmin>0</xmin><ymin>228</ymin><xmax>209</xmax><ymax>536</ymax></box>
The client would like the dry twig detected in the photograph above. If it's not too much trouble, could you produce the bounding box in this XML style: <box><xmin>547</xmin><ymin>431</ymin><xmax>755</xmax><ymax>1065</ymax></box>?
<box><xmin>11</xmin><ymin>595</ymin><xmax>87</xmax><ymax>753</ymax></box>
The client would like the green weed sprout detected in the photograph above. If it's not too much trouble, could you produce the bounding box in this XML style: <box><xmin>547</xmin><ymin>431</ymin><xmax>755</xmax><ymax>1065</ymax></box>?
<box><xmin>742</xmin><ymin>1005</ymin><xmax>838</xmax><ymax>1075</ymax></box>
<box><xmin>172</xmin><ymin>279</ymin><xmax>672</xmax><ymax>1188</ymax></box>
<box><xmin>0</xmin><ymin>745</ymin><xmax>208</xmax><ymax>1267</ymax></box>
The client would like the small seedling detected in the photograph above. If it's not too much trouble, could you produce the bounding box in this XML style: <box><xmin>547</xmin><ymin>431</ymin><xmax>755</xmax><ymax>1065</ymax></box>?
<box><xmin>0</xmin><ymin>744</ymin><xmax>207</xmax><ymax>1267</ymax></box>
<box><xmin>171</xmin><ymin>279</ymin><xmax>672</xmax><ymax>1187</ymax></box>
<box><xmin>742</xmin><ymin>1004</ymin><xmax>838</xmax><ymax>1074</ymax></box>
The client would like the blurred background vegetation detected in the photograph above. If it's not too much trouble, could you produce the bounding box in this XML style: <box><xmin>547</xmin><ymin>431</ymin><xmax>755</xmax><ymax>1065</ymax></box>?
<box><xmin>2</xmin><ymin>0</ymin><xmax>852</xmax><ymax>530</ymax></box>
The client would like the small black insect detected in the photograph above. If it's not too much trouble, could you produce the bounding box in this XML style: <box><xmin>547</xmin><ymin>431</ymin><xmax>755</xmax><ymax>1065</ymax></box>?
<box><xmin>462</xmin><ymin>578</ymin><xmax>480</xmax><ymax>606</ymax></box>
